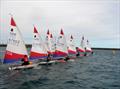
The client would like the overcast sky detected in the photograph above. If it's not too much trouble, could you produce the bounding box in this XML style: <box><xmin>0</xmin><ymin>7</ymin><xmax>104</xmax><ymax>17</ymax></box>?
<box><xmin>0</xmin><ymin>0</ymin><xmax>120</xmax><ymax>48</ymax></box>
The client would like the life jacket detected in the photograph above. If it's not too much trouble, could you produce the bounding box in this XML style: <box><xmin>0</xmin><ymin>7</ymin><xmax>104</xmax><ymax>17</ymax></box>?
<box><xmin>23</xmin><ymin>56</ymin><xmax>28</xmax><ymax>62</ymax></box>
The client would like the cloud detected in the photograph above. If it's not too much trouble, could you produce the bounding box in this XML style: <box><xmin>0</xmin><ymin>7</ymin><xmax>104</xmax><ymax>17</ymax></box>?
<box><xmin>0</xmin><ymin>0</ymin><xmax>119</xmax><ymax>48</ymax></box>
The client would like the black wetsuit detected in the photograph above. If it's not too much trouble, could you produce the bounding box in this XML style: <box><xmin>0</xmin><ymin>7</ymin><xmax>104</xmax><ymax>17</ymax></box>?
<box><xmin>21</xmin><ymin>58</ymin><xmax>30</xmax><ymax>65</ymax></box>
<box><xmin>64</xmin><ymin>56</ymin><xmax>70</xmax><ymax>61</ymax></box>
<box><xmin>47</xmin><ymin>54</ymin><xmax>52</xmax><ymax>62</ymax></box>
<box><xmin>76</xmin><ymin>53</ymin><xmax>80</xmax><ymax>57</ymax></box>
<box><xmin>84</xmin><ymin>52</ymin><xmax>87</xmax><ymax>56</ymax></box>
<box><xmin>22</xmin><ymin>61</ymin><xmax>30</xmax><ymax>65</ymax></box>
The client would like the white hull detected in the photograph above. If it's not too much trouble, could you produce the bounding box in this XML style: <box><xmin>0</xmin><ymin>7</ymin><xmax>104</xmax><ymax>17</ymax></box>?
<box><xmin>68</xmin><ymin>59</ymin><xmax>75</xmax><ymax>62</ymax></box>
<box><xmin>8</xmin><ymin>63</ymin><xmax>38</xmax><ymax>70</ymax></box>
<box><xmin>38</xmin><ymin>60</ymin><xmax>56</xmax><ymax>65</ymax></box>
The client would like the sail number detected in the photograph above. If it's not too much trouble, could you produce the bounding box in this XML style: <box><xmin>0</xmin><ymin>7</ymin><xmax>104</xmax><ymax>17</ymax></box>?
<box><xmin>8</xmin><ymin>38</ymin><xmax>20</xmax><ymax>46</ymax></box>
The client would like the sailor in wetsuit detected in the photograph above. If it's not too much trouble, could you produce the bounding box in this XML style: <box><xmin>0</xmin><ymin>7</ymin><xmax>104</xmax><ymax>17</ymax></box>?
<box><xmin>76</xmin><ymin>47</ymin><xmax>80</xmax><ymax>57</ymax></box>
<box><xmin>84</xmin><ymin>47</ymin><xmax>87</xmax><ymax>56</ymax></box>
<box><xmin>64</xmin><ymin>55</ymin><xmax>70</xmax><ymax>61</ymax></box>
<box><xmin>46</xmin><ymin>53</ymin><xmax>52</xmax><ymax>62</ymax></box>
<box><xmin>21</xmin><ymin>55</ymin><xmax>30</xmax><ymax>65</ymax></box>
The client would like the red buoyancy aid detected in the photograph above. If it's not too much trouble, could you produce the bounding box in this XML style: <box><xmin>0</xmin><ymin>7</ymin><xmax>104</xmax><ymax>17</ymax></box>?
<box><xmin>23</xmin><ymin>55</ymin><xmax>29</xmax><ymax>62</ymax></box>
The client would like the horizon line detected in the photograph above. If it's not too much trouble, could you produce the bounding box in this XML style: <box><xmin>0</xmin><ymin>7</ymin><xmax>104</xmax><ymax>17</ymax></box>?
<box><xmin>0</xmin><ymin>44</ymin><xmax>120</xmax><ymax>49</ymax></box>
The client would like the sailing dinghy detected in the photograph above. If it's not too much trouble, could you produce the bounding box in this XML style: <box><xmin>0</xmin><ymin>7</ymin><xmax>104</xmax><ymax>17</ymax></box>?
<box><xmin>53</xmin><ymin>29</ymin><xmax>68</xmax><ymax>62</ymax></box>
<box><xmin>29</xmin><ymin>27</ymin><xmax>55</xmax><ymax>65</ymax></box>
<box><xmin>85</xmin><ymin>40</ymin><xmax>93</xmax><ymax>56</ymax></box>
<box><xmin>76</xmin><ymin>36</ymin><xmax>85</xmax><ymax>57</ymax></box>
<box><xmin>45</xmin><ymin>30</ymin><xmax>55</xmax><ymax>55</ymax></box>
<box><xmin>67</xmin><ymin>35</ymin><xmax>77</xmax><ymax>58</ymax></box>
<box><xmin>3</xmin><ymin>17</ymin><xmax>37</xmax><ymax>70</ymax></box>
<box><xmin>44</xmin><ymin>29</ymin><xmax>56</xmax><ymax>64</ymax></box>
<box><xmin>29</xmin><ymin>26</ymin><xmax>52</xmax><ymax>65</ymax></box>
<box><xmin>86</xmin><ymin>40</ymin><xmax>92</xmax><ymax>52</ymax></box>
<box><xmin>49</xmin><ymin>33</ymin><xmax>56</xmax><ymax>56</ymax></box>
<box><xmin>29</xmin><ymin>26</ymin><xmax>48</xmax><ymax>60</ymax></box>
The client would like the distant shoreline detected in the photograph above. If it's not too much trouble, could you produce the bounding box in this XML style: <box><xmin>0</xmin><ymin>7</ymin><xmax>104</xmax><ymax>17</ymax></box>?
<box><xmin>0</xmin><ymin>44</ymin><xmax>120</xmax><ymax>50</ymax></box>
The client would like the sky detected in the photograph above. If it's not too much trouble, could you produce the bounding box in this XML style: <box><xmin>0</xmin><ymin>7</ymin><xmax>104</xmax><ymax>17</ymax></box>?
<box><xmin>0</xmin><ymin>0</ymin><xmax>120</xmax><ymax>48</ymax></box>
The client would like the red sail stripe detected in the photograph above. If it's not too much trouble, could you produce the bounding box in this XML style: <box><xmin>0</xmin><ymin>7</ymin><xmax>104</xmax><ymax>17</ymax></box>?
<box><xmin>68</xmin><ymin>49</ymin><xmax>76</xmax><ymax>54</ymax></box>
<box><xmin>86</xmin><ymin>49</ymin><xmax>92</xmax><ymax>52</ymax></box>
<box><xmin>4</xmin><ymin>50</ymin><xmax>24</xmax><ymax>59</ymax></box>
<box><xmin>30</xmin><ymin>51</ymin><xmax>47</xmax><ymax>57</ymax></box>
<box><xmin>55</xmin><ymin>50</ymin><xmax>67</xmax><ymax>55</ymax></box>
<box><xmin>77</xmin><ymin>48</ymin><xmax>85</xmax><ymax>52</ymax></box>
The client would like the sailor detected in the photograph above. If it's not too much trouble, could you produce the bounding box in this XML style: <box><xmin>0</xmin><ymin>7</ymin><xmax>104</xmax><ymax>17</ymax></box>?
<box><xmin>76</xmin><ymin>47</ymin><xmax>80</xmax><ymax>57</ymax></box>
<box><xmin>64</xmin><ymin>55</ymin><xmax>70</xmax><ymax>61</ymax></box>
<box><xmin>21</xmin><ymin>55</ymin><xmax>30</xmax><ymax>65</ymax></box>
<box><xmin>91</xmin><ymin>51</ymin><xmax>94</xmax><ymax>55</ymax></box>
<box><xmin>46</xmin><ymin>53</ymin><xmax>52</xmax><ymax>62</ymax></box>
<box><xmin>84</xmin><ymin>47</ymin><xmax>87</xmax><ymax>56</ymax></box>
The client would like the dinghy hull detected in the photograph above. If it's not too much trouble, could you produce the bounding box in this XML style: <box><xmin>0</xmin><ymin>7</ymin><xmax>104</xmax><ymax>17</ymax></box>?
<box><xmin>8</xmin><ymin>63</ymin><xmax>38</xmax><ymax>70</ymax></box>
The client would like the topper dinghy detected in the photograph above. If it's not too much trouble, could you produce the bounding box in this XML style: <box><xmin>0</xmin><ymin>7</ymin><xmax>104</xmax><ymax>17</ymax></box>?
<box><xmin>3</xmin><ymin>16</ymin><xmax>38</xmax><ymax>70</ymax></box>
<box><xmin>67</xmin><ymin>35</ymin><xmax>77</xmax><ymax>60</ymax></box>
<box><xmin>53</xmin><ymin>29</ymin><xmax>68</xmax><ymax>62</ymax></box>
<box><xmin>29</xmin><ymin>27</ymin><xmax>56</xmax><ymax>65</ymax></box>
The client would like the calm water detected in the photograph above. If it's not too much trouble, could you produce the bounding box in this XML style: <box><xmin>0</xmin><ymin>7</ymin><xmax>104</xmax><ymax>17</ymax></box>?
<box><xmin>0</xmin><ymin>47</ymin><xmax>120</xmax><ymax>89</ymax></box>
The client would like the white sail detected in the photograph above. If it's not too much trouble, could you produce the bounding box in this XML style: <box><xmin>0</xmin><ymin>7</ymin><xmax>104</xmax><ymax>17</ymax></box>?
<box><xmin>45</xmin><ymin>29</ymin><xmax>51</xmax><ymax>53</ymax></box>
<box><xmin>7</xmin><ymin>19</ymin><xmax>27</xmax><ymax>55</ymax></box>
<box><xmin>45</xmin><ymin>30</ymin><xmax>56</xmax><ymax>54</ymax></box>
<box><xmin>4</xmin><ymin>17</ymin><xmax>28</xmax><ymax>63</ymax></box>
<box><xmin>86</xmin><ymin>40</ymin><xmax>92</xmax><ymax>52</ymax></box>
<box><xmin>29</xmin><ymin>26</ymin><xmax>48</xmax><ymax>60</ymax></box>
<box><xmin>78</xmin><ymin>36</ymin><xmax>85</xmax><ymax>52</ymax></box>
<box><xmin>54</xmin><ymin>29</ymin><xmax>68</xmax><ymax>58</ymax></box>
<box><xmin>67</xmin><ymin>35</ymin><xmax>76</xmax><ymax>55</ymax></box>
<box><xmin>50</xmin><ymin>33</ymin><xmax>56</xmax><ymax>54</ymax></box>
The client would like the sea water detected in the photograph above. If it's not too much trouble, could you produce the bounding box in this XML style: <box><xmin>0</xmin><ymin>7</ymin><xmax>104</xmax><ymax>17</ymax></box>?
<box><xmin>0</xmin><ymin>46</ymin><xmax>120</xmax><ymax>89</ymax></box>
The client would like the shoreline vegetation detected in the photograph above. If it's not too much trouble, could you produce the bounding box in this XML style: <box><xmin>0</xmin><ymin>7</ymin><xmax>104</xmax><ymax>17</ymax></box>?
<box><xmin>0</xmin><ymin>44</ymin><xmax>120</xmax><ymax>50</ymax></box>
